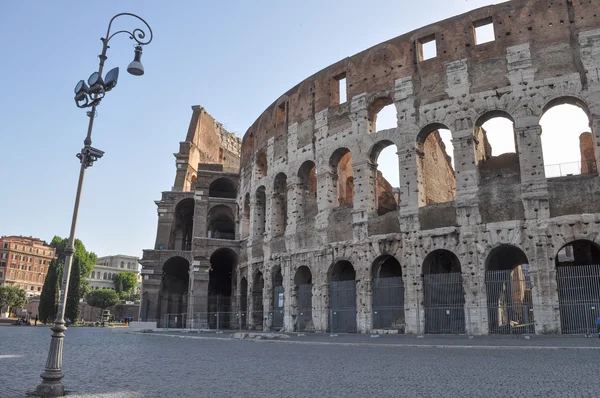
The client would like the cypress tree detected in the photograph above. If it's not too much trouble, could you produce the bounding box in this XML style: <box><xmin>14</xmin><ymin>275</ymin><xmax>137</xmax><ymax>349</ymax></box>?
<box><xmin>39</xmin><ymin>259</ymin><xmax>59</xmax><ymax>323</ymax></box>
<box><xmin>65</xmin><ymin>256</ymin><xmax>81</xmax><ymax>323</ymax></box>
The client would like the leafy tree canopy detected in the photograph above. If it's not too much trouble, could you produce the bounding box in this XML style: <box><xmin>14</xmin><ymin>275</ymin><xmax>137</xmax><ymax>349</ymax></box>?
<box><xmin>86</xmin><ymin>289</ymin><xmax>119</xmax><ymax>310</ymax></box>
<box><xmin>0</xmin><ymin>286</ymin><xmax>27</xmax><ymax>310</ymax></box>
<box><xmin>115</xmin><ymin>272</ymin><xmax>138</xmax><ymax>293</ymax></box>
<box><xmin>50</xmin><ymin>236</ymin><xmax>97</xmax><ymax>278</ymax></box>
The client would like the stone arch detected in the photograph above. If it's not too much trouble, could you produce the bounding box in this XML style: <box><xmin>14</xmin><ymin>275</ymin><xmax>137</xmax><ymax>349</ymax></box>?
<box><xmin>168</xmin><ymin>198</ymin><xmax>194</xmax><ymax>251</ymax></box>
<box><xmin>368</xmin><ymin>139</ymin><xmax>400</xmax><ymax>216</ymax></box>
<box><xmin>555</xmin><ymin>239</ymin><xmax>600</xmax><ymax>334</ymax></box>
<box><xmin>422</xmin><ymin>249</ymin><xmax>465</xmax><ymax>334</ymax></box>
<box><xmin>207</xmin><ymin>204</ymin><xmax>235</xmax><ymax>240</ymax></box>
<box><xmin>474</xmin><ymin>110</ymin><xmax>519</xmax><ymax>174</ymax></box>
<box><xmin>297</xmin><ymin>160</ymin><xmax>318</xmax><ymax>220</ymax></box>
<box><xmin>367</xmin><ymin>96</ymin><xmax>395</xmax><ymax>134</ymax></box>
<box><xmin>256</xmin><ymin>151</ymin><xmax>268</xmax><ymax>178</ymax></box>
<box><xmin>329</xmin><ymin>148</ymin><xmax>354</xmax><ymax>208</ymax></box>
<box><xmin>371</xmin><ymin>254</ymin><xmax>405</xmax><ymax>332</ymax></box>
<box><xmin>272</xmin><ymin>173</ymin><xmax>288</xmax><ymax>237</ymax></box>
<box><xmin>209</xmin><ymin>177</ymin><xmax>237</xmax><ymax>199</ymax></box>
<box><xmin>157</xmin><ymin>256</ymin><xmax>190</xmax><ymax>328</ymax></box>
<box><xmin>328</xmin><ymin>259</ymin><xmax>357</xmax><ymax>333</ymax></box>
<box><xmin>208</xmin><ymin>248</ymin><xmax>237</xmax><ymax>329</ymax></box>
<box><xmin>539</xmin><ymin>96</ymin><xmax>595</xmax><ymax>177</ymax></box>
<box><xmin>484</xmin><ymin>244</ymin><xmax>534</xmax><ymax>334</ymax></box>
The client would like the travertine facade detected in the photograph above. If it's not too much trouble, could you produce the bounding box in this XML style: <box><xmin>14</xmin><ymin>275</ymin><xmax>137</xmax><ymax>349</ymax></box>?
<box><xmin>142</xmin><ymin>0</ymin><xmax>600</xmax><ymax>335</ymax></box>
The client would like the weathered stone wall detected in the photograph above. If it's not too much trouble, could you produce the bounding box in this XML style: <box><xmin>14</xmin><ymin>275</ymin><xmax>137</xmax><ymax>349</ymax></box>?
<box><xmin>143</xmin><ymin>0</ymin><xmax>600</xmax><ymax>335</ymax></box>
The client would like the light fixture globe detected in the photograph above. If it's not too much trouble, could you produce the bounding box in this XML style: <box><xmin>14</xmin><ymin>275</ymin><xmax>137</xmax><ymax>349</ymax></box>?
<box><xmin>127</xmin><ymin>45</ymin><xmax>144</xmax><ymax>76</ymax></box>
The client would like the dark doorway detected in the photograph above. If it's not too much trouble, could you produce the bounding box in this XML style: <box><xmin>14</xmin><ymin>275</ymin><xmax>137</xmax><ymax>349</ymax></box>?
<box><xmin>329</xmin><ymin>260</ymin><xmax>357</xmax><ymax>333</ymax></box>
<box><xmin>168</xmin><ymin>199</ymin><xmax>194</xmax><ymax>251</ymax></box>
<box><xmin>272</xmin><ymin>266</ymin><xmax>284</xmax><ymax>330</ymax></box>
<box><xmin>294</xmin><ymin>266</ymin><xmax>313</xmax><ymax>332</ymax></box>
<box><xmin>157</xmin><ymin>256</ymin><xmax>189</xmax><ymax>328</ymax></box>
<box><xmin>372</xmin><ymin>255</ymin><xmax>405</xmax><ymax>332</ymax></box>
<box><xmin>485</xmin><ymin>245</ymin><xmax>534</xmax><ymax>334</ymax></box>
<box><xmin>208</xmin><ymin>248</ymin><xmax>237</xmax><ymax>329</ymax></box>
<box><xmin>422</xmin><ymin>250</ymin><xmax>465</xmax><ymax>334</ymax></box>
<box><xmin>556</xmin><ymin>240</ymin><xmax>600</xmax><ymax>334</ymax></box>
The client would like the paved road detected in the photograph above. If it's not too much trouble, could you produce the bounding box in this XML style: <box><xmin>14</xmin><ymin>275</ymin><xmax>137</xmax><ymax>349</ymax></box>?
<box><xmin>1</xmin><ymin>327</ymin><xmax>600</xmax><ymax>398</ymax></box>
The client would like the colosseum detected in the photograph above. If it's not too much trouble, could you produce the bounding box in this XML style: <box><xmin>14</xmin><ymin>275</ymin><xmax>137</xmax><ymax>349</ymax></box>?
<box><xmin>140</xmin><ymin>0</ymin><xmax>600</xmax><ymax>335</ymax></box>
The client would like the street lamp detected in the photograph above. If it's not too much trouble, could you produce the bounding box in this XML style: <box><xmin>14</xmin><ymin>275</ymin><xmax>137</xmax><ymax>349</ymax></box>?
<box><xmin>36</xmin><ymin>13</ymin><xmax>153</xmax><ymax>398</ymax></box>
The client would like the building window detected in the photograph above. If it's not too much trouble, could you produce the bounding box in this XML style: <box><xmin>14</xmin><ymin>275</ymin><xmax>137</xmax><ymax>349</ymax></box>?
<box><xmin>12</xmin><ymin>254</ymin><xmax>16</xmax><ymax>260</ymax></box>
<box><xmin>121</xmin><ymin>261</ymin><xmax>125</xmax><ymax>268</ymax></box>
<box><xmin>2</xmin><ymin>243</ymin><xmax>7</xmax><ymax>248</ymax></box>
<box><xmin>30</xmin><ymin>286</ymin><xmax>34</xmax><ymax>290</ymax></box>
<box><xmin>38</xmin><ymin>286</ymin><xmax>41</xmax><ymax>291</ymax></box>
<box><xmin>103</xmin><ymin>272</ymin><xmax>107</xmax><ymax>280</ymax></box>
<box><xmin>0</xmin><ymin>262</ymin><xmax>5</xmax><ymax>268</ymax></box>
<box><xmin>417</xmin><ymin>34</ymin><xmax>437</xmax><ymax>61</ymax></box>
<box><xmin>1</xmin><ymin>253</ymin><xmax>6</xmax><ymax>259</ymax></box>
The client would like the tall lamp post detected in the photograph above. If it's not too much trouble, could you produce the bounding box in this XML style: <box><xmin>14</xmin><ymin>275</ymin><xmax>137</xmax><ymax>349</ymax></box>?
<box><xmin>36</xmin><ymin>13</ymin><xmax>153</xmax><ymax>397</ymax></box>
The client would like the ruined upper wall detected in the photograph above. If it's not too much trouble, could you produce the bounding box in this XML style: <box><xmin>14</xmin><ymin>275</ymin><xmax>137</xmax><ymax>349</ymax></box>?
<box><xmin>240</xmin><ymin>0</ymin><xmax>599</xmax><ymax>169</ymax></box>
<box><xmin>173</xmin><ymin>106</ymin><xmax>241</xmax><ymax>191</ymax></box>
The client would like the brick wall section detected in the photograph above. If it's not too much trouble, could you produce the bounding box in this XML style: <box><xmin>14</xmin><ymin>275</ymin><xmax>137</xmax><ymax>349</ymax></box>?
<box><xmin>173</xmin><ymin>106</ymin><xmax>241</xmax><ymax>191</ymax></box>
<box><xmin>422</xmin><ymin>131</ymin><xmax>456</xmax><ymax>205</ymax></box>
<box><xmin>580</xmin><ymin>132</ymin><xmax>597</xmax><ymax>174</ymax></box>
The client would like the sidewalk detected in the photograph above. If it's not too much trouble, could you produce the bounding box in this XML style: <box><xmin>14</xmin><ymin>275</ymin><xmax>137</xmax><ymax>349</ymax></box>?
<box><xmin>135</xmin><ymin>329</ymin><xmax>600</xmax><ymax>349</ymax></box>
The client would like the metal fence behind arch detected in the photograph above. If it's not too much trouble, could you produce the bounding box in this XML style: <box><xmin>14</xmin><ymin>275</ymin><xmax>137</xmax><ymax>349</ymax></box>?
<box><xmin>423</xmin><ymin>273</ymin><xmax>465</xmax><ymax>334</ymax></box>
<box><xmin>372</xmin><ymin>277</ymin><xmax>405</xmax><ymax>332</ymax></box>
<box><xmin>556</xmin><ymin>264</ymin><xmax>600</xmax><ymax>334</ymax></box>
<box><xmin>485</xmin><ymin>269</ymin><xmax>535</xmax><ymax>335</ymax></box>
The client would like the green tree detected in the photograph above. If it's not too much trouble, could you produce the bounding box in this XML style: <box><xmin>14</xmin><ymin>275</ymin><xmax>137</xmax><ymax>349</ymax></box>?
<box><xmin>114</xmin><ymin>278</ymin><xmax>123</xmax><ymax>294</ymax></box>
<box><xmin>0</xmin><ymin>286</ymin><xmax>27</xmax><ymax>315</ymax></box>
<box><xmin>115</xmin><ymin>272</ymin><xmax>137</xmax><ymax>293</ymax></box>
<box><xmin>39</xmin><ymin>259</ymin><xmax>61</xmax><ymax>322</ymax></box>
<box><xmin>49</xmin><ymin>236</ymin><xmax>97</xmax><ymax>323</ymax></box>
<box><xmin>86</xmin><ymin>289</ymin><xmax>119</xmax><ymax>311</ymax></box>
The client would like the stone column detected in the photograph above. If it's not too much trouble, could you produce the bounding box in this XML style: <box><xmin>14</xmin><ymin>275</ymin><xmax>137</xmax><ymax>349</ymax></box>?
<box><xmin>263</xmin><ymin>270</ymin><xmax>273</xmax><ymax>331</ymax></box>
<box><xmin>282</xmin><ymin>263</ymin><xmax>294</xmax><ymax>332</ymax></box>
<box><xmin>397</xmin><ymin>147</ymin><xmax>420</xmax><ymax>231</ymax></box>
<box><xmin>452</xmin><ymin>128</ymin><xmax>482</xmax><ymax>226</ymax></box>
<box><xmin>351</xmin><ymin>160</ymin><xmax>377</xmax><ymax>241</ymax></box>
<box><xmin>402</xmin><ymin>236</ymin><xmax>423</xmax><ymax>335</ymax></box>
<box><xmin>247</xmin><ymin>268</ymin><xmax>256</xmax><ymax>330</ymax></box>
<box><xmin>461</xmin><ymin>243</ymin><xmax>487</xmax><ymax>335</ymax></box>
<box><xmin>515</xmin><ymin>117</ymin><xmax>550</xmax><ymax>220</ymax></box>
<box><xmin>591</xmin><ymin>117</ymin><xmax>600</xmax><ymax>174</ymax></box>
<box><xmin>188</xmin><ymin>257</ymin><xmax>209</xmax><ymax>329</ymax></box>
<box><xmin>315</xmin><ymin>170</ymin><xmax>337</xmax><ymax>245</ymax></box>
<box><xmin>312</xmin><ymin>273</ymin><xmax>329</xmax><ymax>332</ymax></box>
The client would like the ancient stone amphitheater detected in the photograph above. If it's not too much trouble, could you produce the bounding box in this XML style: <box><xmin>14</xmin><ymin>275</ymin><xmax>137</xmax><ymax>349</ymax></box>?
<box><xmin>141</xmin><ymin>0</ymin><xmax>600</xmax><ymax>335</ymax></box>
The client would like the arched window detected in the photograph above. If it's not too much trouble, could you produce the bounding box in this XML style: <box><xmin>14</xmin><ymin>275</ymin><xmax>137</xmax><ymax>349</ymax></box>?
<box><xmin>121</xmin><ymin>261</ymin><xmax>124</xmax><ymax>268</ymax></box>
<box><xmin>369</xmin><ymin>141</ymin><xmax>400</xmax><ymax>215</ymax></box>
<box><xmin>91</xmin><ymin>271</ymin><xmax>95</xmax><ymax>279</ymax></box>
<box><xmin>256</xmin><ymin>151</ymin><xmax>268</xmax><ymax>178</ymax></box>
<box><xmin>272</xmin><ymin>173</ymin><xmax>288</xmax><ymax>237</ymax></box>
<box><xmin>169</xmin><ymin>198</ymin><xmax>195</xmax><ymax>251</ymax></box>
<box><xmin>209</xmin><ymin>178</ymin><xmax>237</xmax><ymax>199</ymax></box>
<box><xmin>103</xmin><ymin>272</ymin><xmax>107</xmax><ymax>280</ymax></box>
<box><xmin>368</xmin><ymin>97</ymin><xmax>396</xmax><ymax>134</ymax></box>
<box><xmin>329</xmin><ymin>148</ymin><xmax>354</xmax><ymax>208</ymax></box>
<box><xmin>207</xmin><ymin>205</ymin><xmax>235</xmax><ymax>240</ymax></box>
<box><xmin>416</xmin><ymin>124</ymin><xmax>456</xmax><ymax>206</ymax></box>
<box><xmin>540</xmin><ymin>98</ymin><xmax>594</xmax><ymax>177</ymax></box>
<box><xmin>254</xmin><ymin>186</ymin><xmax>267</xmax><ymax>239</ymax></box>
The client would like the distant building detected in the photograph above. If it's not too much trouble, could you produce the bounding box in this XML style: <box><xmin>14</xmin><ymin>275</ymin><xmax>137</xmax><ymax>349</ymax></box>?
<box><xmin>0</xmin><ymin>236</ymin><xmax>56</xmax><ymax>297</ymax></box>
<box><xmin>89</xmin><ymin>255</ymin><xmax>141</xmax><ymax>292</ymax></box>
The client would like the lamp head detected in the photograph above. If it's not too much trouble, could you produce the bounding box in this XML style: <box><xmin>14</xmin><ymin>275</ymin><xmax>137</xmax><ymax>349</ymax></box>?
<box><xmin>87</xmin><ymin>72</ymin><xmax>105</xmax><ymax>94</ymax></box>
<box><xmin>127</xmin><ymin>45</ymin><xmax>144</xmax><ymax>76</ymax></box>
<box><xmin>104</xmin><ymin>67</ymin><xmax>119</xmax><ymax>91</ymax></box>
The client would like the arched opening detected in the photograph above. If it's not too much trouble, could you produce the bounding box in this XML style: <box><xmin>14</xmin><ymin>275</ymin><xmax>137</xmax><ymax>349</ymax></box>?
<box><xmin>254</xmin><ymin>186</ymin><xmax>267</xmax><ymax>240</ymax></box>
<box><xmin>475</xmin><ymin>112</ymin><xmax>519</xmax><ymax>174</ymax></box>
<box><xmin>240</xmin><ymin>277</ymin><xmax>248</xmax><ymax>330</ymax></box>
<box><xmin>372</xmin><ymin>255</ymin><xmax>405</xmax><ymax>332</ymax></box>
<box><xmin>540</xmin><ymin>98</ymin><xmax>595</xmax><ymax>177</ymax></box>
<box><xmin>555</xmin><ymin>240</ymin><xmax>600</xmax><ymax>334</ymax></box>
<box><xmin>329</xmin><ymin>148</ymin><xmax>354</xmax><ymax>208</ymax></box>
<box><xmin>416</xmin><ymin>124</ymin><xmax>456</xmax><ymax>206</ymax></box>
<box><xmin>157</xmin><ymin>256</ymin><xmax>189</xmax><ymax>328</ymax></box>
<box><xmin>422</xmin><ymin>250</ymin><xmax>465</xmax><ymax>334</ymax></box>
<box><xmin>252</xmin><ymin>271</ymin><xmax>264</xmax><ymax>330</ymax></box>
<box><xmin>297</xmin><ymin>161</ymin><xmax>317</xmax><ymax>221</ymax></box>
<box><xmin>209</xmin><ymin>178</ymin><xmax>237</xmax><ymax>199</ymax></box>
<box><xmin>168</xmin><ymin>198</ymin><xmax>194</xmax><ymax>251</ymax></box>
<box><xmin>91</xmin><ymin>271</ymin><xmax>95</xmax><ymax>279</ymax></box>
<box><xmin>256</xmin><ymin>151</ymin><xmax>268</xmax><ymax>178</ymax></box>
<box><xmin>208</xmin><ymin>248</ymin><xmax>237</xmax><ymax>329</ymax></box>
<box><xmin>485</xmin><ymin>245</ymin><xmax>534</xmax><ymax>334</ymax></box>
<box><xmin>368</xmin><ymin>97</ymin><xmax>396</xmax><ymax>134</ymax></box>
<box><xmin>207</xmin><ymin>205</ymin><xmax>235</xmax><ymax>240</ymax></box>
<box><xmin>272</xmin><ymin>173</ymin><xmax>288</xmax><ymax>237</ymax></box>
<box><xmin>271</xmin><ymin>265</ymin><xmax>284</xmax><ymax>330</ymax></box>
<box><xmin>369</xmin><ymin>141</ymin><xmax>400</xmax><ymax>215</ymax></box>
<box><xmin>242</xmin><ymin>193</ymin><xmax>250</xmax><ymax>239</ymax></box>
<box><xmin>294</xmin><ymin>266</ymin><xmax>313</xmax><ymax>332</ymax></box>
<box><xmin>329</xmin><ymin>260</ymin><xmax>357</xmax><ymax>333</ymax></box>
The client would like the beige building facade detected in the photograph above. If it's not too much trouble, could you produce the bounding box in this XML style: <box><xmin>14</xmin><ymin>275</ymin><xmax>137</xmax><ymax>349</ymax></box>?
<box><xmin>89</xmin><ymin>255</ymin><xmax>141</xmax><ymax>292</ymax></box>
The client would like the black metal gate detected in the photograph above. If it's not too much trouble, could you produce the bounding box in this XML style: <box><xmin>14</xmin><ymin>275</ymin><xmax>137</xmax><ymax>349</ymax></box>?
<box><xmin>423</xmin><ymin>273</ymin><xmax>465</xmax><ymax>334</ymax></box>
<box><xmin>486</xmin><ymin>269</ymin><xmax>534</xmax><ymax>334</ymax></box>
<box><xmin>272</xmin><ymin>285</ymin><xmax>284</xmax><ymax>329</ymax></box>
<box><xmin>329</xmin><ymin>280</ymin><xmax>356</xmax><ymax>333</ymax></box>
<box><xmin>296</xmin><ymin>284</ymin><xmax>313</xmax><ymax>332</ymax></box>
<box><xmin>557</xmin><ymin>264</ymin><xmax>600</xmax><ymax>334</ymax></box>
<box><xmin>372</xmin><ymin>276</ymin><xmax>405</xmax><ymax>331</ymax></box>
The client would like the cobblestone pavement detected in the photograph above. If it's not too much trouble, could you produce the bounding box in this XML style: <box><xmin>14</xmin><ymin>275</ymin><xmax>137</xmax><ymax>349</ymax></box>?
<box><xmin>1</xmin><ymin>327</ymin><xmax>600</xmax><ymax>398</ymax></box>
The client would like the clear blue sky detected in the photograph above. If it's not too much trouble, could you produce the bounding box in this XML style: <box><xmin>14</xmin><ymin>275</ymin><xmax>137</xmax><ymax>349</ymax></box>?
<box><xmin>5</xmin><ymin>0</ymin><xmax>574</xmax><ymax>259</ymax></box>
